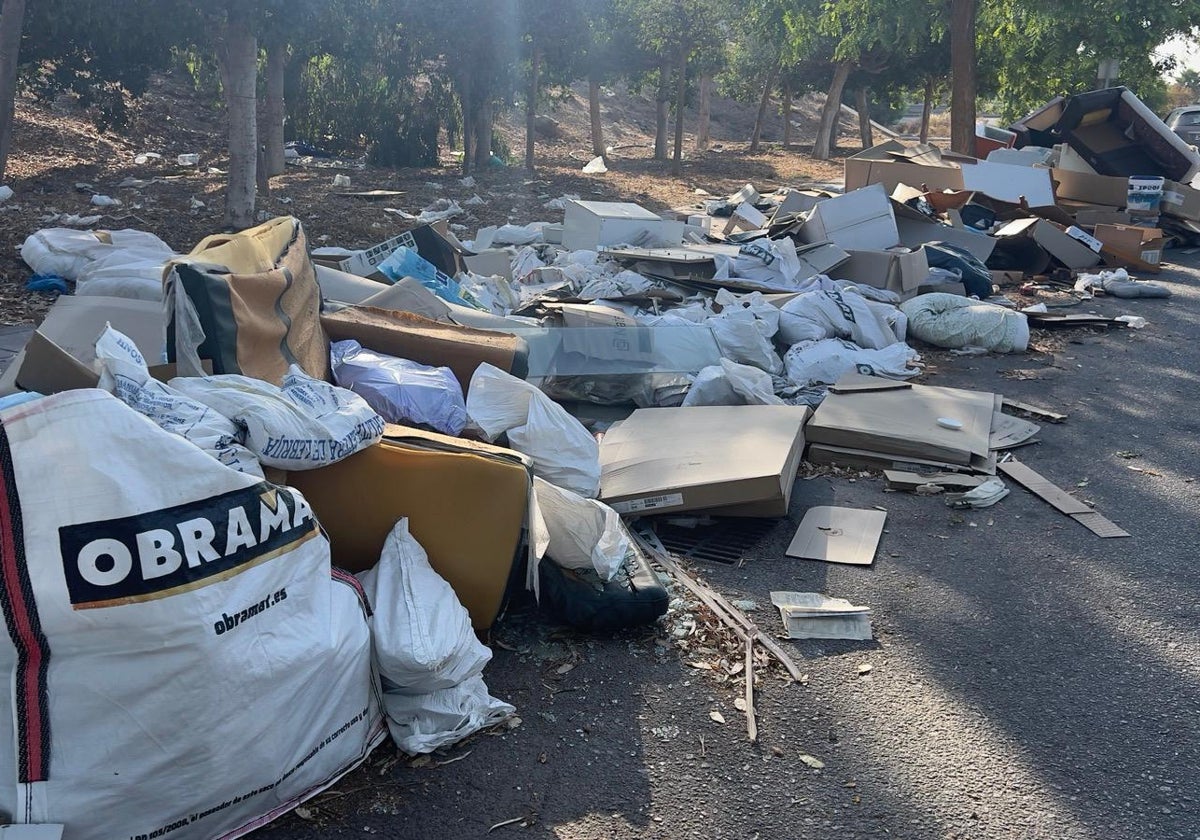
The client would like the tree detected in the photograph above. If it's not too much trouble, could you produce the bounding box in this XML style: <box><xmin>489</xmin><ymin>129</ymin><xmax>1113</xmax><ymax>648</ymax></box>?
<box><xmin>216</xmin><ymin>2</ymin><xmax>258</xmax><ymax>229</ymax></box>
<box><xmin>949</xmin><ymin>0</ymin><xmax>976</xmax><ymax>155</ymax></box>
<box><xmin>0</xmin><ymin>0</ymin><xmax>25</xmax><ymax>182</ymax></box>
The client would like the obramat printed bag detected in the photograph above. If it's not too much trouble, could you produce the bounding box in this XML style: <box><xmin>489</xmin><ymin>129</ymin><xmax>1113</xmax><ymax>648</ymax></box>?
<box><xmin>0</xmin><ymin>389</ymin><xmax>383</xmax><ymax>839</ymax></box>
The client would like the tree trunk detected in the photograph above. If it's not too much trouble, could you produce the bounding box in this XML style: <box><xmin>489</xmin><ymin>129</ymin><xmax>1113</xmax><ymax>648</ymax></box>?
<box><xmin>919</xmin><ymin>76</ymin><xmax>934</xmax><ymax>143</ymax></box>
<box><xmin>473</xmin><ymin>96</ymin><xmax>493</xmax><ymax>170</ymax></box>
<box><xmin>950</xmin><ymin>0</ymin><xmax>977</xmax><ymax>156</ymax></box>
<box><xmin>782</xmin><ymin>77</ymin><xmax>792</xmax><ymax>149</ymax></box>
<box><xmin>0</xmin><ymin>0</ymin><xmax>27</xmax><ymax>183</ymax></box>
<box><xmin>460</xmin><ymin>74</ymin><xmax>474</xmax><ymax>174</ymax></box>
<box><xmin>695</xmin><ymin>73</ymin><xmax>712</xmax><ymax>153</ymax></box>
<box><xmin>588</xmin><ymin>73</ymin><xmax>604</xmax><ymax>157</ymax></box>
<box><xmin>217</xmin><ymin>5</ymin><xmax>258</xmax><ymax>231</ymax></box>
<box><xmin>749</xmin><ymin>65</ymin><xmax>777</xmax><ymax>153</ymax></box>
<box><xmin>263</xmin><ymin>41</ymin><xmax>287</xmax><ymax>178</ymax></box>
<box><xmin>813</xmin><ymin>61</ymin><xmax>851</xmax><ymax>160</ymax></box>
<box><xmin>857</xmin><ymin>85</ymin><xmax>872</xmax><ymax>149</ymax></box>
<box><xmin>524</xmin><ymin>40</ymin><xmax>540</xmax><ymax>171</ymax></box>
<box><xmin>654</xmin><ymin>56</ymin><xmax>671</xmax><ymax>160</ymax></box>
<box><xmin>670</xmin><ymin>44</ymin><xmax>688</xmax><ymax>175</ymax></box>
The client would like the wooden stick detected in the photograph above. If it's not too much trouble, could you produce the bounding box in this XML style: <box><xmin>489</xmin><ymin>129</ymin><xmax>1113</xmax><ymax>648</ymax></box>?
<box><xmin>634</xmin><ymin>531</ymin><xmax>804</xmax><ymax>682</ymax></box>
<box><xmin>743</xmin><ymin>635</ymin><xmax>757</xmax><ymax>742</ymax></box>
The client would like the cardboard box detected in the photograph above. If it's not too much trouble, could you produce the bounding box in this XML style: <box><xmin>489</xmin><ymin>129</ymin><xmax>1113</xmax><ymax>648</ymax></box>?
<box><xmin>844</xmin><ymin>141</ymin><xmax>970</xmax><ymax>194</ymax></box>
<box><xmin>286</xmin><ymin>427</ymin><xmax>532</xmax><ymax>630</ymax></box>
<box><xmin>311</xmin><ymin>230</ymin><xmax>417</xmax><ymax>277</ymax></box>
<box><xmin>829</xmin><ymin>246</ymin><xmax>929</xmax><ymax>299</ymax></box>
<box><xmin>1094</xmin><ymin>224</ymin><xmax>1169</xmax><ymax>273</ymax></box>
<box><xmin>599</xmin><ymin>405</ymin><xmax>811</xmax><ymax>517</ymax></box>
<box><xmin>993</xmin><ymin>217</ymin><xmax>1102</xmax><ymax>270</ymax></box>
<box><xmin>562</xmin><ymin>200</ymin><xmax>684</xmax><ymax>250</ymax></box>
<box><xmin>1051</xmin><ymin>168</ymin><xmax>1129</xmax><ymax>207</ymax></box>
<box><xmin>1161</xmin><ymin>179</ymin><xmax>1200</xmax><ymax>221</ymax></box>
<box><xmin>0</xmin><ymin>295</ymin><xmax>167</xmax><ymax>396</ymax></box>
<box><xmin>798</xmin><ymin>183</ymin><xmax>899</xmax><ymax>250</ymax></box>
<box><xmin>557</xmin><ymin>303</ymin><xmax>657</xmax><ymax>364</ymax></box>
<box><xmin>890</xmin><ymin>196</ymin><xmax>996</xmax><ymax>261</ymax></box>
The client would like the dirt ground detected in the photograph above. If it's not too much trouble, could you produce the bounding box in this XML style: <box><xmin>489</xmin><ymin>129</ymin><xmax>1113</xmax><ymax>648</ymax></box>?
<box><xmin>0</xmin><ymin>75</ymin><xmax>857</xmax><ymax>326</ymax></box>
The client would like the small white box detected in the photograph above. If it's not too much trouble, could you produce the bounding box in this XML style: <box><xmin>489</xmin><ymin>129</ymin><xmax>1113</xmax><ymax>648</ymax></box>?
<box><xmin>798</xmin><ymin>183</ymin><xmax>899</xmax><ymax>251</ymax></box>
<box><xmin>562</xmin><ymin>201</ymin><xmax>683</xmax><ymax>250</ymax></box>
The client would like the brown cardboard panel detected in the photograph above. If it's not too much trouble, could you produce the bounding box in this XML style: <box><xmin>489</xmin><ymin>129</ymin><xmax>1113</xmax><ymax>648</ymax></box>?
<box><xmin>997</xmin><ymin>459</ymin><xmax>1091</xmax><ymax>515</ymax></box>
<box><xmin>1051</xmin><ymin>168</ymin><xmax>1130</xmax><ymax>207</ymax></box>
<box><xmin>786</xmin><ymin>506</ymin><xmax>886</xmax><ymax>566</ymax></box>
<box><xmin>285</xmin><ymin>437</ymin><xmax>531</xmax><ymax>630</ymax></box>
<box><xmin>806</xmin><ymin>443</ymin><xmax>997</xmax><ymax>475</ymax></box>
<box><xmin>828</xmin><ymin>372</ymin><xmax>913</xmax><ymax>394</ymax></box>
<box><xmin>599</xmin><ymin>405</ymin><xmax>810</xmax><ymax>517</ymax></box>
<box><xmin>998</xmin><ymin>458</ymin><xmax>1130</xmax><ymax>538</ymax></box>
<box><xmin>1094</xmin><ymin>224</ymin><xmax>1168</xmax><ymax>273</ymax></box>
<box><xmin>883</xmin><ymin>470</ymin><xmax>987</xmax><ymax>491</ymax></box>
<box><xmin>1161</xmin><ymin>179</ymin><xmax>1200</xmax><ymax>221</ymax></box>
<box><xmin>807</xmin><ymin>381</ymin><xmax>995</xmax><ymax>466</ymax></box>
<box><xmin>989</xmin><ymin>412</ymin><xmax>1041</xmax><ymax>449</ymax></box>
<box><xmin>845</xmin><ymin>142</ymin><xmax>968</xmax><ymax>194</ymax></box>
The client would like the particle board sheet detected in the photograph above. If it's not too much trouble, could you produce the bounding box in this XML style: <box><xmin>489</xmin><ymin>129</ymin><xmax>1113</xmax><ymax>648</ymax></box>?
<box><xmin>786</xmin><ymin>506</ymin><xmax>887</xmax><ymax>566</ymax></box>
<box><xmin>807</xmin><ymin>376</ymin><xmax>996</xmax><ymax>467</ymax></box>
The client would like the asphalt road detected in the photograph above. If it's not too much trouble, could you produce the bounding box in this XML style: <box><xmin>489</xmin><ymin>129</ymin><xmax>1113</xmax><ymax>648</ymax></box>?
<box><xmin>265</xmin><ymin>254</ymin><xmax>1200</xmax><ymax>840</ymax></box>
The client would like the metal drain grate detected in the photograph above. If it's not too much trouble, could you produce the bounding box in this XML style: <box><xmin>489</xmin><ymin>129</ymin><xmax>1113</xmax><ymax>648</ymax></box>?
<box><xmin>654</xmin><ymin>518</ymin><xmax>776</xmax><ymax>565</ymax></box>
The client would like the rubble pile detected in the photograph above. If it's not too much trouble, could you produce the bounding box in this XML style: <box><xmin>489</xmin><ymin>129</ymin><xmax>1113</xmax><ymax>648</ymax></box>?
<box><xmin>0</xmin><ymin>86</ymin><xmax>1180</xmax><ymax>838</ymax></box>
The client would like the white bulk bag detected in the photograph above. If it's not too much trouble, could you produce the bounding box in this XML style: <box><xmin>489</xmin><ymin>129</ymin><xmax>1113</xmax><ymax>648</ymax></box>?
<box><xmin>0</xmin><ymin>389</ymin><xmax>384</xmax><ymax>839</ymax></box>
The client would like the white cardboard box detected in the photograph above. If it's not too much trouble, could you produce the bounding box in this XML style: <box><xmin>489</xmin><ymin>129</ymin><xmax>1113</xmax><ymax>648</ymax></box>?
<box><xmin>798</xmin><ymin>183</ymin><xmax>899</xmax><ymax>251</ymax></box>
<box><xmin>562</xmin><ymin>201</ymin><xmax>684</xmax><ymax>250</ymax></box>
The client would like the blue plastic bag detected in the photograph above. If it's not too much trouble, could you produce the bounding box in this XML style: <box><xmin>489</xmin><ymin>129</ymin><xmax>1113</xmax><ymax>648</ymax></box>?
<box><xmin>377</xmin><ymin>246</ymin><xmax>481</xmax><ymax>309</ymax></box>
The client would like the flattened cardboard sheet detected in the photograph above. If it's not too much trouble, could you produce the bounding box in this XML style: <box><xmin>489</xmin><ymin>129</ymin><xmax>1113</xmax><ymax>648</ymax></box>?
<box><xmin>998</xmin><ymin>458</ymin><xmax>1130</xmax><ymax>538</ymax></box>
<box><xmin>786</xmin><ymin>506</ymin><xmax>887</xmax><ymax>566</ymax></box>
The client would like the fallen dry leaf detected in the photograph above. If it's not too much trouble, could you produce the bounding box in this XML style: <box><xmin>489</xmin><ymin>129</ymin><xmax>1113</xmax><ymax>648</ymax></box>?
<box><xmin>734</xmin><ymin>697</ymin><xmax>747</xmax><ymax>712</ymax></box>
<box><xmin>857</xmin><ymin>663</ymin><xmax>873</xmax><ymax>675</ymax></box>
<box><xmin>709</xmin><ymin>710</ymin><xmax>726</xmax><ymax>725</ymax></box>
<box><xmin>555</xmin><ymin>663</ymin><xmax>575</xmax><ymax>675</ymax></box>
<box><xmin>799</xmin><ymin>754</ymin><xmax>825</xmax><ymax>769</ymax></box>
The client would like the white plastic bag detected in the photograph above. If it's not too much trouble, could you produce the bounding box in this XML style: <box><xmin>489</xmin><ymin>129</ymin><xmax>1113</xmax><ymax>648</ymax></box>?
<box><xmin>707</xmin><ymin>311</ymin><xmax>784</xmax><ymax>374</ymax></box>
<box><xmin>712</xmin><ymin>237</ymin><xmax>804</xmax><ymax>287</ymax></box>
<box><xmin>714</xmin><ymin>288</ymin><xmax>781</xmax><ymax>336</ymax></box>
<box><xmin>0</xmin><ymin>389</ymin><xmax>384</xmax><ymax>838</ymax></box>
<box><xmin>94</xmin><ymin>326</ymin><xmax>262</xmax><ymax>476</ymax></box>
<box><xmin>171</xmin><ymin>364</ymin><xmax>385</xmax><ymax>470</ymax></box>
<box><xmin>20</xmin><ymin>228</ymin><xmax>177</xmax><ymax>301</ymax></box>
<box><xmin>467</xmin><ymin>363</ymin><xmax>600</xmax><ymax>497</ymax></box>
<box><xmin>356</xmin><ymin>519</ymin><xmax>492</xmax><ymax>694</ymax></box>
<box><xmin>330</xmin><ymin>340</ymin><xmax>467</xmax><ymax>435</ymax></box>
<box><xmin>532</xmin><ymin>477</ymin><xmax>630</xmax><ymax>580</ymax></box>
<box><xmin>784</xmin><ymin>338</ymin><xmax>921</xmax><ymax>387</ymax></box>
<box><xmin>382</xmin><ymin>675</ymin><xmax>515</xmax><ymax>755</ymax></box>
<box><xmin>682</xmin><ymin>359</ymin><xmax>784</xmax><ymax>407</ymax></box>
<box><xmin>900</xmin><ymin>293</ymin><xmax>1029</xmax><ymax>353</ymax></box>
<box><xmin>777</xmin><ymin>287</ymin><xmax>903</xmax><ymax>348</ymax></box>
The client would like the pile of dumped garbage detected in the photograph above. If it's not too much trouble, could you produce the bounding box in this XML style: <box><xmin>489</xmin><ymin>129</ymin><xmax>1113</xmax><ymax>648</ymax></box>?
<box><xmin>0</xmin><ymin>86</ymin><xmax>1187</xmax><ymax>838</ymax></box>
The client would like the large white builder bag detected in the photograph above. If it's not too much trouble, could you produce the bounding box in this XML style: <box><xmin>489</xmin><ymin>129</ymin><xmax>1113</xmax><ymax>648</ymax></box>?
<box><xmin>0</xmin><ymin>389</ymin><xmax>385</xmax><ymax>839</ymax></box>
